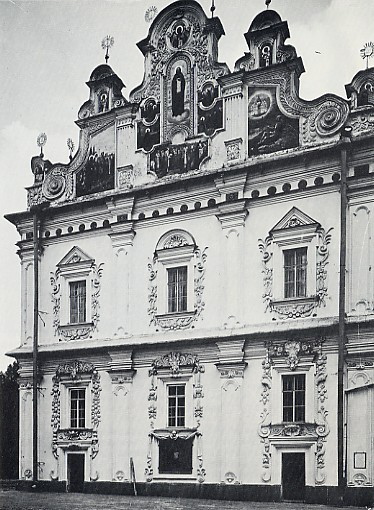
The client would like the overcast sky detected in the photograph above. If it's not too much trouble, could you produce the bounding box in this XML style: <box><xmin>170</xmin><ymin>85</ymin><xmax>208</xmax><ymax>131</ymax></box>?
<box><xmin>0</xmin><ymin>0</ymin><xmax>373</xmax><ymax>371</ymax></box>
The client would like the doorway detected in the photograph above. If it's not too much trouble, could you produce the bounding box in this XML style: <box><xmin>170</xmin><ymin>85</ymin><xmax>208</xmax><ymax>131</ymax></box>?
<box><xmin>282</xmin><ymin>452</ymin><xmax>305</xmax><ymax>501</ymax></box>
<box><xmin>67</xmin><ymin>453</ymin><xmax>85</xmax><ymax>492</ymax></box>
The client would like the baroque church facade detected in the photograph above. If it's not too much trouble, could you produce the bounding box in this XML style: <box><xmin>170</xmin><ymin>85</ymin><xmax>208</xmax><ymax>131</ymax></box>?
<box><xmin>6</xmin><ymin>1</ymin><xmax>374</xmax><ymax>505</ymax></box>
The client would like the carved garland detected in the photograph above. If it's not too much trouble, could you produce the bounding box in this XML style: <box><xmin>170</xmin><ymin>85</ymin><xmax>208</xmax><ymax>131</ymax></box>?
<box><xmin>258</xmin><ymin>340</ymin><xmax>329</xmax><ymax>484</ymax></box>
<box><xmin>50</xmin><ymin>262</ymin><xmax>104</xmax><ymax>340</ymax></box>
<box><xmin>258</xmin><ymin>227</ymin><xmax>332</xmax><ymax>319</ymax></box>
<box><xmin>145</xmin><ymin>352</ymin><xmax>205</xmax><ymax>483</ymax></box>
<box><xmin>147</xmin><ymin>247</ymin><xmax>207</xmax><ymax>330</ymax></box>
<box><xmin>51</xmin><ymin>361</ymin><xmax>101</xmax><ymax>462</ymax></box>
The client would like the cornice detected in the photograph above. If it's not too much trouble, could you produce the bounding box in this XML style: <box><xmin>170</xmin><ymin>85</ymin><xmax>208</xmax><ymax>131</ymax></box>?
<box><xmin>7</xmin><ymin>316</ymin><xmax>340</xmax><ymax>362</ymax></box>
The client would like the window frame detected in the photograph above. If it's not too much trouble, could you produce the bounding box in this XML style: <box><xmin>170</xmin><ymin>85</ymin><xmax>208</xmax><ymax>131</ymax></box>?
<box><xmin>167</xmin><ymin>266</ymin><xmax>188</xmax><ymax>314</ymax></box>
<box><xmin>60</xmin><ymin>379</ymin><xmax>91</xmax><ymax>430</ymax></box>
<box><xmin>157</xmin><ymin>249</ymin><xmax>195</xmax><ymax>317</ymax></box>
<box><xmin>283</xmin><ymin>247</ymin><xmax>308</xmax><ymax>299</ymax></box>
<box><xmin>69</xmin><ymin>280</ymin><xmax>87</xmax><ymax>325</ymax></box>
<box><xmin>167</xmin><ymin>383</ymin><xmax>186</xmax><ymax>428</ymax></box>
<box><xmin>69</xmin><ymin>387</ymin><xmax>87</xmax><ymax>429</ymax></box>
<box><xmin>272</xmin><ymin>365</ymin><xmax>313</xmax><ymax>424</ymax></box>
<box><xmin>282</xmin><ymin>373</ymin><xmax>306</xmax><ymax>423</ymax></box>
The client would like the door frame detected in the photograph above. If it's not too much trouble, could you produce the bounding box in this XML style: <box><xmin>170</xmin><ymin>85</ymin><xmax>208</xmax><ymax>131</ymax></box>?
<box><xmin>281</xmin><ymin>451</ymin><xmax>306</xmax><ymax>501</ymax></box>
<box><xmin>66</xmin><ymin>451</ymin><xmax>86</xmax><ymax>492</ymax></box>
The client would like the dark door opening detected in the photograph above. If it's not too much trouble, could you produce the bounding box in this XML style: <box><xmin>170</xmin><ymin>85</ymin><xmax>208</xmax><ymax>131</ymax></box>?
<box><xmin>67</xmin><ymin>453</ymin><xmax>85</xmax><ymax>492</ymax></box>
<box><xmin>158</xmin><ymin>438</ymin><xmax>193</xmax><ymax>474</ymax></box>
<box><xmin>282</xmin><ymin>452</ymin><xmax>305</xmax><ymax>501</ymax></box>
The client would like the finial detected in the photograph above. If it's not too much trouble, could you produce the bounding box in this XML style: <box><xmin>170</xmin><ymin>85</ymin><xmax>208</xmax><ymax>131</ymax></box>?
<box><xmin>265</xmin><ymin>0</ymin><xmax>271</xmax><ymax>8</ymax></box>
<box><xmin>37</xmin><ymin>133</ymin><xmax>47</xmax><ymax>158</ymax></box>
<box><xmin>67</xmin><ymin>138</ymin><xmax>75</xmax><ymax>161</ymax></box>
<box><xmin>210</xmin><ymin>0</ymin><xmax>216</xmax><ymax>18</ymax></box>
<box><xmin>101</xmin><ymin>35</ymin><xmax>114</xmax><ymax>64</ymax></box>
<box><xmin>145</xmin><ymin>5</ymin><xmax>158</xmax><ymax>23</ymax></box>
<box><xmin>360</xmin><ymin>42</ymin><xmax>374</xmax><ymax>69</ymax></box>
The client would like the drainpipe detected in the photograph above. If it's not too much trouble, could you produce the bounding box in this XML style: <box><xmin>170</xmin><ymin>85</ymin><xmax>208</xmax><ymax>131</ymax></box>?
<box><xmin>338</xmin><ymin>125</ymin><xmax>352</xmax><ymax>496</ymax></box>
<box><xmin>32</xmin><ymin>208</ymin><xmax>39</xmax><ymax>484</ymax></box>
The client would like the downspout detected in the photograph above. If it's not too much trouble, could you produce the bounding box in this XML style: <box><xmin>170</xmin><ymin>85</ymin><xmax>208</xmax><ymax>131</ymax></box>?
<box><xmin>32</xmin><ymin>208</ymin><xmax>39</xmax><ymax>484</ymax></box>
<box><xmin>338</xmin><ymin>125</ymin><xmax>352</xmax><ymax>496</ymax></box>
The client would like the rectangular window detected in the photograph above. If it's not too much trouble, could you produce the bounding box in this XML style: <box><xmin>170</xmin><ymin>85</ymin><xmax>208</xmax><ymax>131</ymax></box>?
<box><xmin>69</xmin><ymin>281</ymin><xmax>86</xmax><ymax>324</ymax></box>
<box><xmin>284</xmin><ymin>248</ymin><xmax>307</xmax><ymax>298</ymax></box>
<box><xmin>70</xmin><ymin>389</ymin><xmax>86</xmax><ymax>428</ymax></box>
<box><xmin>168</xmin><ymin>384</ymin><xmax>185</xmax><ymax>427</ymax></box>
<box><xmin>282</xmin><ymin>374</ymin><xmax>305</xmax><ymax>422</ymax></box>
<box><xmin>167</xmin><ymin>267</ymin><xmax>187</xmax><ymax>313</ymax></box>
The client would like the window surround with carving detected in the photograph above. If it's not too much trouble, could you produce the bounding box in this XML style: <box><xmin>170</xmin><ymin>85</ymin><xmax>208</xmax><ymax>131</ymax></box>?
<box><xmin>148</xmin><ymin>230</ymin><xmax>207</xmax><ymax>331</ymax></box>
<box><xmin>258</xmin><ymin>207</ymin><xmax>332</xmax><ymax>320</ymax></box>
<box><xmin>50</xmin><ymin>246</ymin><xmax>103</xmax><ymax>341</ymax></box>
<box><xmin>145</xmin><ymin>352</ymin><xmax>206</xmax><ymax>483</ymax></box>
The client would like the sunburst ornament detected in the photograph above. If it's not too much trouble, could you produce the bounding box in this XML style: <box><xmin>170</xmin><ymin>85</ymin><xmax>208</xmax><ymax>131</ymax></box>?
<box><xmin>360</xmin><ymin>42</ymin><xmax>374</xmax><ymax>69</ymax></box>
<box><xmin>145</xmin><ymin>5</ymin><xmax>158</xmax><ymax>23</ymax></box>
<box><xmin>102</xmin><ymin>35</ymin><xmax>114</xmax><ymax>63</ymax></box>
<box><xmin>37</xmin><ymin>132</ymin><xmax>47</xmax><ymax>157</ymax></box>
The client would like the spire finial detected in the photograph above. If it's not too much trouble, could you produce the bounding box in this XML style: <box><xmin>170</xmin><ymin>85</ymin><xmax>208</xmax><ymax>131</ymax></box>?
<box><xmin>265</xmin><ymin>0</ymin><xmax>271</xmax><ymax>9</ymax></box>
<box><xmin>210</xmin><ymin>0</ymin><xmax>215</xmax><ymax>18</ymax></box>
<box><xmin>37</xmin><ymin>133</ymin><xmax>47</xmax><ymax>158</ymax></box>
<box><xmin>101</xmin><ymin>35</ymin><xmax>114</xmax><ymax>64</ymax></box>
<box><xmin>67</xmin><ymin>138</ymin><xmax>75</xmax><ymax>161</ymax></box>
<box><xmin>360</xmin><ymin>42</ymin><xmax>374</xmax><ymax>70</ymax></box>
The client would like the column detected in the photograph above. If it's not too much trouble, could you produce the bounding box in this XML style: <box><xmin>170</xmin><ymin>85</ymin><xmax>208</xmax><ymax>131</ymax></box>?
<box><xmin>216</xmin><ymin>340</ymin><xmax>247</xmax><ymax>484</ymax></box>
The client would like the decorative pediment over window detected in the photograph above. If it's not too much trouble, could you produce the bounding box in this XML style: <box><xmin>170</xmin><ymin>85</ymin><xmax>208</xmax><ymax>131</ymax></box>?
<box><xmin>57</xmin><ymin>246</ymin><xmax>94</xmax><ymax>267</ymax></box>
<box><xmin>258</xmin><ymin>208</ymin><xmax>333</xmax><ymax>319</ymax></box>
<box><xmin>50</xmin><ymin>247</ymin><xmax>104</xmax><ymax>341</ymax></box>
<box><xmin>270</xmin><ymin>207</ymin><xmax>320</xmax><ymax>234</ymax></box>
<box><xmin>51</xmin><ymin>360</ymin><xmax>101</xmax><ymax>461</ymax></box>
<box><xmin>148</xmin><ymin>230</ymin><xmax>207</xmax><ymax>330</ymax></box>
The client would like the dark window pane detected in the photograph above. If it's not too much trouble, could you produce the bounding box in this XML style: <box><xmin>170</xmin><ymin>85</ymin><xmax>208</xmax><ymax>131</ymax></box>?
<box><xmin>167</xmin><ymin>267</ymin><xmax>188</xmax><ymax>313</ymax></box>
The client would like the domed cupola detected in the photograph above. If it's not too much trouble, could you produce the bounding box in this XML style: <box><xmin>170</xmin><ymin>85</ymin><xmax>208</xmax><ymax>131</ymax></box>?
<box><xmin>78</xmin><ymin>63</ymin><xmax>127</xmax><ymax>119</ymax></box>
<box><xmin>235</xmin><ymin>8</ymin><xmax>298</xmax><ymax>72</ymax></box>
<box><xmin>345</xmin><ymin>67</ymin><xmax>374</xmax><ymax>110</ymax></box>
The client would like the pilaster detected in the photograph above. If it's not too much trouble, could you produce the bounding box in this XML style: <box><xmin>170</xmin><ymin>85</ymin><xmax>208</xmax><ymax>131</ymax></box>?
<box><xmin>108</xmin><ymin>349</ymin><xmax>136</xmax><ymax>482</ymax></box>
<box><xmin>216</xmin><ymin>339</ymin><xmax>247</xmax><ymax>485</ymax></box>
<box><xmin>109</xmin><ymin>223</ymin><xmax>136</xmax><ymax>337</ymax></box>
<box><xmin>216</xmin><ymin>198</ymin><xmax>248</xmax><ymax>327</ymax></box>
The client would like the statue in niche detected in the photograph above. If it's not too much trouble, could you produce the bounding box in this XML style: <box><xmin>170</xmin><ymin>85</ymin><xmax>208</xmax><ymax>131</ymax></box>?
<box><xmin>259</xmin><ymin>43</ymin><xmax>272</xmax><ymax>67</ymax></box>
<box><xmin>98</xmin><ymin>90</ymin><xmax>109</xmax><ymax>113</ymax></box>
<box><xmin>172</xmin><ymin>67</ymin><xmax>186</xmax><ymax>117</ymax></box>
<box><xmin>170</xmin><ymin>21</ymin><xmax>190</xmax><ymax>49</ymax></box>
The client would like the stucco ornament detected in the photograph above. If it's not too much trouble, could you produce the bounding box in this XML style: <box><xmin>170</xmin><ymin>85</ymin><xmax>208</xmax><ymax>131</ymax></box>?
<box><xmin>258</xmin><ymin>221</ymin><xmax>333</xmax><ymax>319</ymax></box>
<box><xmin>51</xmin><ymin>361</ymin><xmax>101</xmax><ymax>465</ymax></box>
<box><xmin>50</xmin><ymin>261</ymin><xmax>104</xmax><ymax>341</ymax></box>
<box><xmin>145</xmin><ymin>352</ymin><xmax>205</xmax><ymax>482</ymax></box>
<box><xmin>259</xmin><ymin>339</ymin><xmax>329</xmax><ymax>485</ymax></box>
<box><xmin>147</xmin><ymin>247</ymin><xmax>207</xmax><ymax>330</ymax></box>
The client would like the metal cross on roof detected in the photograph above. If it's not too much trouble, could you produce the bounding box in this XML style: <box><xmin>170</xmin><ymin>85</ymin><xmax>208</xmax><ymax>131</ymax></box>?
<box><xmin>101</xmin><ymin>35</ymin><xmax>114</xmax><ymax>64</ymax></box>
<box><xmin>210</xmin><ymin>0</ymin><xmax>216</xmax><ymax>18</ymax></box>
<box><xmin>360</xmin><ymin>42</ymin><xmax>374</xmax><ymax>69</ymax></box>
<box><xmin>37</xmin><ymin>133</ymin><xmax>47</xmax><ymax>158</ymax></box>
<box><xmin>265</xmin><ymin>0</ymin><xmax>271</xmax><ymax>8</ymax></box>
